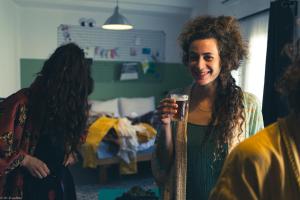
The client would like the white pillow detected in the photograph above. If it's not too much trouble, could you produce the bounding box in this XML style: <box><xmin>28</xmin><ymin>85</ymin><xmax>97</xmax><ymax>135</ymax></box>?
<box><xmin>89</xmin><ymin>98</ymin><xmax>120</xmax><ymax>117</ymax></box>
<box><xmin>119</xmin><ymin>96</ymin><xmax>155</xmax><ymax>117</ymax></box>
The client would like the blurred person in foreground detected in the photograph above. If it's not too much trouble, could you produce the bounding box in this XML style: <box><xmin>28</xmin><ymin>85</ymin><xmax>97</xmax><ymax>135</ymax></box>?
<box><xmin>209</xmin><ymin>54</ymin><xmax>300</xmax><ymax>200</ymax></box>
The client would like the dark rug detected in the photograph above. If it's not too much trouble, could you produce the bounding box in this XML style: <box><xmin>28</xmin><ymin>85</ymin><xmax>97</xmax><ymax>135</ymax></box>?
<box><xmin>76</xmin><ymin>176</ymin><xmax>157</xmax><ymax>200</ymax></box>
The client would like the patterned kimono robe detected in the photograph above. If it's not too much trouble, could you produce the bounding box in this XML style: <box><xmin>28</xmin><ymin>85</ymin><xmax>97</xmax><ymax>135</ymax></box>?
<box><xmin>0</xmin><ymin>89</ymin><xmax>78</xmax><ymax>200</ymax></box>
<box><xmin>0</xmin><ymin>89</ymin><xmax>31</xmax><ymax>198</ymax></box>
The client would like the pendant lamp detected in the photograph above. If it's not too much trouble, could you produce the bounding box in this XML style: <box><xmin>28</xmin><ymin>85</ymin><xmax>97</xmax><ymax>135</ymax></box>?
<box><xmin>102</xmin><ymin>0</ymin><xmax>133</xmax><ymax>30</ymax></box>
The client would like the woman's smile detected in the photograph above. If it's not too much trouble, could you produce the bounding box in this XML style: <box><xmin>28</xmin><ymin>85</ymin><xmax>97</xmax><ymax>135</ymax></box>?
<box><xmin>188</xmin><ymin>38</ymin><xmax>221</xmax><ymax>86</ymax></box>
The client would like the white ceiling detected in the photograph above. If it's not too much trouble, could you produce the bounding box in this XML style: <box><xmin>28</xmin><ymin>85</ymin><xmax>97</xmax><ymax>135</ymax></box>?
<box><xmin>13</xmin><ymin>0</ymin><xmax>198</xmax><ymax>16</ymax></box>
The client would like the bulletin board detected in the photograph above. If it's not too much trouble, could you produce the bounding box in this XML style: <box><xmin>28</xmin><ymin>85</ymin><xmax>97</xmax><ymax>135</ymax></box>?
<box><xmin>57</xmin><ymin>24</ymin><xmax>165</xmax><ymax>62</ymax></box>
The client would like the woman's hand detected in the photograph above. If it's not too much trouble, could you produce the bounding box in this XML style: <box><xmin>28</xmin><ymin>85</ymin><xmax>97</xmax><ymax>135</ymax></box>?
<box><xmin>157</xmin><ymin>97</ymin><xmax>178</xmax><ymax>125</ymax></box>
<box><xmin>21</xmin><ymin>155</ymin><xmax>50</xmax><ymax>179</ymax></box>
<box><xmin>155</xmin><ymin>97</ymin><xmax>177</xmax><ymax>171</ymax></box>
<box><xmin>63</xmin><ymin>152</ymin><xmax>78</xmax><ymax>166</ymax></box>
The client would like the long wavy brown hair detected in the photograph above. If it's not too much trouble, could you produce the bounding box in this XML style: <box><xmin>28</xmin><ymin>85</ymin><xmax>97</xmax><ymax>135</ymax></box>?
<box><xmin>277</xmin><ymin>60</ymin><xmax>300</xmax><ymax>115</ymax></box>
<box><xmin>178</xmin><ymin>15</ymin><xmax>247</xmax><ymax>159</ymax></box>
<box><xmin>29</xmin><ymin>43</ymin><xmax>94</xmax><ymax>153</ymax></box>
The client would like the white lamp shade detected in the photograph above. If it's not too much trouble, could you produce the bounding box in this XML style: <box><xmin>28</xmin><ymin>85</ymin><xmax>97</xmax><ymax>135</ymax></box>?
<box><xmin>102</xmin><ymin>6</ymin><xmax>133</xmax><ymax>30</ymax></box>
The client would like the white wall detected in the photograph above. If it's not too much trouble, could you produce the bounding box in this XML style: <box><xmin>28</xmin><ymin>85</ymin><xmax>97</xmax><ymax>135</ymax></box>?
<box><xmin>191</xmin><ymin>0</ymin><xmax>209</xmax><ymax>17</ymax></box>
<box><xmin>1</xmin><ymin>0</ymin><xmax>275</xmax><ymax>97</ymax></box>
<box><xmin>189</xmin><ymin>0</ymin><xmax>273</xmax><ymax>21</ymax></box>
<box><xmin>0</xmin><ymin>2</ymin><xmax>189</xmax><ymax>97</ymax></box>
<box><xmin>202</xmin><ymin>0</ymin><xmax>271</xmax><ymax>19</ymax></box>
<box><xmin>0</xmin><ymin>1</ymin><xmax>19</xmax><ymax>97</ymax></box>
<box><xmin>18</xmin><ymin>7</ymin><xmax>190</xmax><ymax>62</ymax></box>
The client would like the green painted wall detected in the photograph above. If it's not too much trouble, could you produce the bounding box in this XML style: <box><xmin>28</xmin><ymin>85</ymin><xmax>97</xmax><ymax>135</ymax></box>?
<box><xmin>21</xmin><ymin>59</ymin><xmax>192</xmax><ymax>103</ymax></box>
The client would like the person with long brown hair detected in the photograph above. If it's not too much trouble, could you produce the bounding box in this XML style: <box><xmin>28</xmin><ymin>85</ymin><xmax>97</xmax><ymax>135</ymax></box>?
<box><xmin>209</xmin><ymin>48</ymin><xmax>300</xmax><ymax>200</ymax></box>
<box><xmin>0</xmin><ymin>43</ymin><xmax>93</xmax><ymax>199</ymax></box>
<box><xmin>151</xmin><ymin>15</ymin><xmax>264</xmax><ymax>200</ymax></box>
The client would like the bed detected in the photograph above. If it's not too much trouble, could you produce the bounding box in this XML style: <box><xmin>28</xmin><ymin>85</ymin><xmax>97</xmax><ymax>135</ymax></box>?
<box><xmin>81</xmin><ymin>96</ymin><xmax>159</xmax><ymax>183</ymax></box>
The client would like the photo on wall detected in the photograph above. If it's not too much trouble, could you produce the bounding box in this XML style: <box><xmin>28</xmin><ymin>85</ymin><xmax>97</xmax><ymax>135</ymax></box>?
<box><xmin>119</xmin><ymin>62</ymin><xmax>139</xmax><ymax>81</ymax></box>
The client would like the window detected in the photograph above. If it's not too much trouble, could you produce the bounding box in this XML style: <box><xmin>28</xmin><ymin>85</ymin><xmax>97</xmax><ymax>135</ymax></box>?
<box><xmin>232</xmin><ymin>11</ymin><xmax>269</xmax><ymax>103</ymax></box>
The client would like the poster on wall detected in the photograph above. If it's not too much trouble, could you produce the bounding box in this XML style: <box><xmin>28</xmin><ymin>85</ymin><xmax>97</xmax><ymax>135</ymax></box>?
<box><xmin>119</xmin><ymin>63</ymin><xmax>139</xmax><ymax>80</ymax></box>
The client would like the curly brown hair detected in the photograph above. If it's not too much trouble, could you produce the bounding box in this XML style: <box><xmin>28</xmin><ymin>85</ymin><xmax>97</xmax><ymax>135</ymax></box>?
<box><xmin>277</xmin><ymin>60</ymin><xmax>300</xmax><ymax>115</ymax></box>
<box><xmin>178</xmin><ymin>15</ymin><xmax>247</xmax><ymax>158</ymax></box>
<box><xmin>29</xmin><ymin>43</ymin><xmax>94</xmax><ymax>153</ymax></box>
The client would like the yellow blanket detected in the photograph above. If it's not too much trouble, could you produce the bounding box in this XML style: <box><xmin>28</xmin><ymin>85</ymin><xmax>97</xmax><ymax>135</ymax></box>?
<box><xmin>81</xmin><ymin>116</ymin><xmax>157</xmax><ymax>174</ymax></box>
<box><xmin>86</xmin><ymin>116</ymin><xmax>118</xmax><ymax>152</ymax></box>
<box><xmin>82</xmin><ymin>116</ymin><xmax>118</xmax><ymax>168</ymax></box>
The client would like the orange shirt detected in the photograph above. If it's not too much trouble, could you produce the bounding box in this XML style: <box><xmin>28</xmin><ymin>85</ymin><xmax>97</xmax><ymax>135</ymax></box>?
<box><xmin>210</xmin><ymin>118</ymin><xmax>300</xmax><ymax>200</ymax></box>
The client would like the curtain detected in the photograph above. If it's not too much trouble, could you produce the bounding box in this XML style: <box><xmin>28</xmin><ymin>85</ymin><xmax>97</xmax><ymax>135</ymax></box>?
<box><xmin>236</xmin><ymin>11</ymin><xmax>269</xmax><ymax>104</ymax></box>
<box><xmin>262</xmin><ymin>0</ymin><xmax>297</xmax><ymax>126</ymax></box>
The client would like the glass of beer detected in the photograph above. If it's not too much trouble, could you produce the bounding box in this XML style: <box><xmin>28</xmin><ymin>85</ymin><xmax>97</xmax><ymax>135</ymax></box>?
<box><xmin>170</xmin><ymin>94</ymin><xmax>189</xmax><ymax>121</ymax></box>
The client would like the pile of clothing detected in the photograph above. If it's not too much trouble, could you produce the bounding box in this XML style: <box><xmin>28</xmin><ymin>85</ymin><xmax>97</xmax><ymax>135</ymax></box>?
<box><xmin>81</xmin><ymin>112</ymin><xmax>157</xmax><ymax>174</ymax></box>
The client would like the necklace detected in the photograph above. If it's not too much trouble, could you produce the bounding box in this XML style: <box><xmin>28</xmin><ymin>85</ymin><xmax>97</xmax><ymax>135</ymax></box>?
<box><xmin>196</xmin><ymin>106</ymin><xmax>212</xmax><ymax>112</ymax></box>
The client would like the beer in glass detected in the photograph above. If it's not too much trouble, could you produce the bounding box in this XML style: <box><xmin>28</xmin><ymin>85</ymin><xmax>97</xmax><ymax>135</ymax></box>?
<box><xmin>170</xmin><ymin>94</ymin><xmax>189</xmax><ymax>121</ymax></box>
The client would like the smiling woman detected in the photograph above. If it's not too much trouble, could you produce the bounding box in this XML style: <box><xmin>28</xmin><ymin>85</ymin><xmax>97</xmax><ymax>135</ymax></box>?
<box><xmin>187</xmin><ymin>38</ymin><xmax>221</xmax><ymax>86</ymax></box>
<box><xmin>152</xmin><ymin>15</ymin><xmax>264</xmax><ymax>200</ymax></box>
